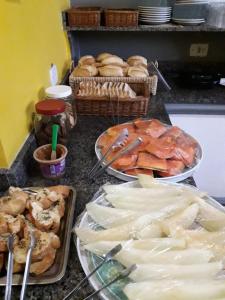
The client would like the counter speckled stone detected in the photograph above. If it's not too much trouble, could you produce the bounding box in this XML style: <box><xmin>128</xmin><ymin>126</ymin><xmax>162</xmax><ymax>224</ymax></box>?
<box><xmin>0</xmin><ymin>97</ymin><xmax>194</xmax><ymax>300</ymax></box>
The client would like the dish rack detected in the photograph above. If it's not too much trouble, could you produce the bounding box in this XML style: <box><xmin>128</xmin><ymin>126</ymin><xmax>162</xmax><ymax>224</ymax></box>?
<box><xmin>69</xmin><ymin>75</ymin><xmax>158</xmax><ymax>117</ymax></box>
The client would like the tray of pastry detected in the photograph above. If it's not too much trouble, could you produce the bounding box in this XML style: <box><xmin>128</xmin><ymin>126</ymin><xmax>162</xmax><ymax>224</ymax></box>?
<box><xmin>0</xmin><ymin>185</ymin><xmax>76</xmax><ymax>285</ymax></box>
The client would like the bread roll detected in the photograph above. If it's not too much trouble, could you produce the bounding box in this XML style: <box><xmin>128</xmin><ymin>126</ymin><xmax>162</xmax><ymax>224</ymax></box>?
<box><xmin>128</xmin><ymin>66</ymin><xmax>149</xmax><ymax>78</ymax></box>
<box><xmin>127</xmin><ymin>55</ymin><xmax>148</xmax><ymax>66</ymax></box>
<box><xmin>101</xmin><ymin>56</ymin><xmax>124</xmax><ymax>67</ymax></box>
<box><xmin>96</xmin><ymin>52</ymin><xmax>113</xmax><ymax>62</ymax></box>
<box><xmin>78</xmin><ymin>55</ymin><xmax>95</xmax><ymax>66</ymax></box>
<box><xmin>72</xmin><ymin>65</ymin><xmax>98</xmax><ymax>77</ymax></box>
<box><xmin>99</xmin><ymin>65</ymin><xmax>124</xmax><ymax>77</ymax></box>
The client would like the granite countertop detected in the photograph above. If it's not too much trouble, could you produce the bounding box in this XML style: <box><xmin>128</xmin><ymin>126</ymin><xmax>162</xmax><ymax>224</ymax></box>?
<box><xmin>0</xmin><ymin>96</ymin><xmax>194</xmax><ymax>300</ymax></box>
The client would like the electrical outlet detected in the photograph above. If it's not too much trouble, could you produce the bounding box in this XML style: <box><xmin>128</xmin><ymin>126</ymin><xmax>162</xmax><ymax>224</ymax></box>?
<box><xmin>190</xmin><ymin>44</ymin><xmax>209</xmax><ymax>57</ymax></box>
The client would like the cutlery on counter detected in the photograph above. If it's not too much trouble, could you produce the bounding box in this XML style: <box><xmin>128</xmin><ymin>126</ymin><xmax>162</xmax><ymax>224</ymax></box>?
<box><xmin>5</xmin><ymin>235</ymin><xmax>14</xmax><ymax>300</ymax></box>
<box><xmin>63</xmin><ymin>244</ymin><xmax>123</xmax><ymax>300</ymax></box>
<box><xmin>4</xmin><ymin>232</ymin><xmax>36</xmax><ymax>300</ymax></box>
<box><xmin>20</xmin><ymin>232</ymin><xmax>36</xmax><ymax>300</ymax></box>
<box><xmin>82</xmin><ymin>264</ymin><xmax>137</xmax><ymax>300</ymax></box>
<box><xmin>89</xmin><ymin>128</ymin><xmax>129</xmax><ymax>178</ymax></box>
<box><xmin>89</xmin><ymin>137</ymin><xmax>143</xmax><ymax>179</ymax></box>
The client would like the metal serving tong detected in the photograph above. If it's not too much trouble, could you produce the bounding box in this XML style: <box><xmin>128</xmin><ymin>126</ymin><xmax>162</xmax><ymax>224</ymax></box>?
<box><xmin>63</xmin><ymin>244</ymin><xmax>122</xmax><ymax>300</ymax></box>
<box><xmin>90</xmin><ymin>136</ymin><xmax>143</xmax><ymax>179</ymax></box>
<box><xmin>20</xmin><ymin>232</ymin><xmax>36</xmax><ymax>300</ymax></box>
<box><xmin>5</xmin><ymin>235</ymin><xmax>14</xmax><ymax>300</ymax></box>
<box><xmin>89</xmin><ymin>128</ymin><xmax>129</xmax><ymax>179</ymax></box>
<box><xmin>4</xmin><ymin>232</ymin><xmax>36</xmax><ymax>300</ymax></box>
<box><xmin>83</xmin><ymin>264</ymin><xmax>137</xmax><ymax>300</ymax></box>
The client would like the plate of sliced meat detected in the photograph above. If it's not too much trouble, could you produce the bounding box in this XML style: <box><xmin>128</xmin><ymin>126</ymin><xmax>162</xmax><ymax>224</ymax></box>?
<box><xmin>95</xmin><ymin>119</ymin><xmax>202</xmax><ymax>182</ymax></box>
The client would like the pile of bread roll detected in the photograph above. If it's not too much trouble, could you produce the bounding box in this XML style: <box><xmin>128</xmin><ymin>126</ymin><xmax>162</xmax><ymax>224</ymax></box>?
<box><xmin>78</xmin><ymin>81</ymin><xmax>136</xmax><ymax>98</ymax></box>
<box><xmin>72</xmin><ymin>53</ymin><xmax>149</xmax><ymax>78</ymax></box>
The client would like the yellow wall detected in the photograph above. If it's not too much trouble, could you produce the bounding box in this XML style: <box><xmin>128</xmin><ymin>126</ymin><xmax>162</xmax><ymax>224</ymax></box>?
<box><xmin>0</xmin><ymin>0</ymin><xmax>71</xmax><ymax>168</ymax></box>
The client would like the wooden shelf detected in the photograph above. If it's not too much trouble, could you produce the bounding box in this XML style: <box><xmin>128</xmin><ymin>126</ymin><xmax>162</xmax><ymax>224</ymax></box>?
<box><xmin>64</xmin><ymin>24</ymin><xmax>225</xmax><ymax>32</ymax></box>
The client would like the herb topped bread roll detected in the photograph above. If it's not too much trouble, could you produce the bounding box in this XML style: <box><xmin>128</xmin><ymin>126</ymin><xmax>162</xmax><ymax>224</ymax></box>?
<box><xmin>78</xmin><ymin>55</ymin><xmax>95</xmax><ymax>66</ymax></box>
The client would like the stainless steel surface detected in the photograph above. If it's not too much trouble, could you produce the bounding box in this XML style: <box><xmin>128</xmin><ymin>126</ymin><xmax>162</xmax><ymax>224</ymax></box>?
<box><xmin>63</xmin><ymin>244</ymin><xmax>122</xmax><ymax>300</ymax></box>
<box><xmin>92</xmin><ymin>137</ymin><xmax>143</xmax><ymax>179</ymax></box>
<box><xmin>20</xmin><ymin>233</ymin><xmax>36</xmax><ymax>300</ymax></box>
<box><xmin>95</xmin><ymin>121</ymin><xmax>203</xmax><ymax>183</ymax></box>
<box><xmin>5</xmin><ymin>235</ymin><xmax>14</xmax><ymax>300</ymax></box>
<box><xmin>89</xmin><ymin>128</ymin><xmax>129</xmax><ymax>178</ymax></box>
<box><xmin>0</xmin><ymin>186</ymin><xmax>76</xmax><ymax>286</ymax></box>
<box><xmin>82</xmin><ymin>264</ymin><xmax>136</xmax><ymax>300</ymax></box>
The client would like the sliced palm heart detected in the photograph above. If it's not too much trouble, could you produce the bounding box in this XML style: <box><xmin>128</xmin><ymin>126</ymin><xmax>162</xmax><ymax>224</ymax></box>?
<box><xmin>124</xmin><ymin>280</ymin><xmax>225</xmax><ymax>300</ymax></box>
<box><xmin>84</xmin><ymin>238</ymin><xmax>186</xmax><ymax>256</ymax></box>
<box><xmin>129</xmin><ymin>262</ymin><xmax>223</xmax><ymax>281</ymax></box>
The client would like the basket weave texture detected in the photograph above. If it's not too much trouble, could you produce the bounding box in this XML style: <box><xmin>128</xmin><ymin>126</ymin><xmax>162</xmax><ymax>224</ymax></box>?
<box><xmin>67</xmin><ymin>7</ymin><xmax>101</xmax><ymax>27</ymax></box>
<box><xmin>69</xmin><ymin>75</ymin><xmax>158</xmax><ymax>117</ymax></box>
<box><xmin>105</xmin><ymin>9</ymin><xmax>139</xmax><ymax>27</ymax></box>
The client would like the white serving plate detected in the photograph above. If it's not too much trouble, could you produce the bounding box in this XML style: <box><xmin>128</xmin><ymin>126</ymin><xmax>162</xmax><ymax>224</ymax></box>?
<box><xmin>75</xmin><ymin>180</ymin><xmax>225</xmax><ymax>300</ymax></box>
<box><xmin>95</xmin><ymin>121</ymin><xmax>203</xmax><ymax>183</ymax></box>
<box><xmin>172</xmin><ymin>19</ymin><xmax>205</xmax><ymax>24</ymax></box>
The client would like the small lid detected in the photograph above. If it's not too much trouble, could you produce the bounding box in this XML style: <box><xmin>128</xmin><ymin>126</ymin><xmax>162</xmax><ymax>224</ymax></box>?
<box><xmin>35</xmin><ymin>99</ymin><xmax>66</xmax><ymax>115</ymax></box>
<box><xmin>45</xmin><ymin>85</ymin><xmax>72</xmax><ymax>99</ymax></box>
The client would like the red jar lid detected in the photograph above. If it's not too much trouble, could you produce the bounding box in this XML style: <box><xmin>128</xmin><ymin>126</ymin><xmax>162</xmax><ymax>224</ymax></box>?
<box><xmin>35</xmin><ymin>99</ymin><xmax>66</xmax><ymax>115</ymax></box>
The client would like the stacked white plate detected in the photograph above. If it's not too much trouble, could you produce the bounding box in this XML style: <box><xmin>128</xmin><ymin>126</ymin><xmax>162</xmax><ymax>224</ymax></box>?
<box><xmin>172</xmin><ymin>2</ymin><xmax>208</xmax><ymax>25</ymax></box>
<box><xmin>138</xmin><ymin>6</ymin><xmax>172</xmax><ymax>25</ymax></box>
<box><xmin>176</xmin><ymin>0</ymin><xmax>208</xmax><ymax>3</ymax></box>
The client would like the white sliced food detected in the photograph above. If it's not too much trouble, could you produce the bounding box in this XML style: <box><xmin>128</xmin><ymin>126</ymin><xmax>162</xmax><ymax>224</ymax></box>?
<box><xmin>173</xmin><ymin>228</ymin><xmax>225</xmax><ymax>260</ymax></box>
<box><xmin>103</xmin><ymin>185</ymin><xmax>182</xmax><ymax>197</ymax></box>
<box><xmin>84</xmin><ymin>238</ymin><xmax>186</xmax><ymax>256</ymax></box>
<box><xmin>161</xmin><ymin>203</ymin><xmax>199</xmax><ymax>235</ymax></box>
<box><xmin>75</xmin><ymin>212</ymin><xmax>164</xmax><ymax>243</ymax></box>
<box><xmin>105</xmin><ymin>193</ymin><xmax>193</xmax><ymax>206</ymax></box>
<box><xmin>86</xmin><ymin>203</ymin><xmax>141</xmax><ymax>228</ymax></box>
<box><xmin>137</xmin><ymin>174</ymin><xmax>206</xmax><ymax>197</ymax></box>
<box><xmin>124</xmin><ymin>280</ymin><xmax>225</xmax><ymax>300</ymax></box>
<box><xmin>136</xmin><ymin>223</ymin><xmax>162</xmax><ymax>238</ymax></box>
<box><xmin>129</xmin><ymin>261</ymin><xmax>223</xmax><ymax>281</ymax></box>
<box><xmin>195</xmin><ymin>196</ymin><xmax>225</xmax><ymax>231</ymax></box>
<box><xmin>115</xmin><ymin>248</ymin><xmax>213</xmax><ymax>267</ymax></box>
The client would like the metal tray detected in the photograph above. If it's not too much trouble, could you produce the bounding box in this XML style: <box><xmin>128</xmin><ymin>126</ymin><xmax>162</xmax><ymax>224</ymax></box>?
<box><xmin>75</xmin><ymin>181</ymin><xmax>225</xmax><ymax>300</ymax></box>
<box><xmin>95</xmin><ymin>121</ymin><xmax>203</xmax><ymax>183</ymax></box>
<box><xmin>0</xmin><ymin>186</ymin><xmax>76</xmax><ymax>285</ymax></box>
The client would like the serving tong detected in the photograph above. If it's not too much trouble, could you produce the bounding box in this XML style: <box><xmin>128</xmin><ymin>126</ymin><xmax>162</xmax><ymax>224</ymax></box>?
<box><xmin>63</xmin><ymin>244</ymin><xmax>136</xmax><ymax>300</ymax></box>
<box><xmin>4</xmin><ymin>232</ymin><xmax>36</xmax><ymax>300</ymax></box>
<box><xmin>89</xmin><ymin>129</ymin><xmax>143</xmax><ymax>179</ymax></box>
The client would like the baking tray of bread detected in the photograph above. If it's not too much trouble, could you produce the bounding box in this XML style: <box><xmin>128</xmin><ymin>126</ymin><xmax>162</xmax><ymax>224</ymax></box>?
<box><xmin>0</xmin><ymin>185</ymin><xmax>76</xmax><ymax>285</ymax></box>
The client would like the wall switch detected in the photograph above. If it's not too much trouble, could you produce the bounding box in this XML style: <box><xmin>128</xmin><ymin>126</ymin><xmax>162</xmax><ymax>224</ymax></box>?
<box><xmin>49</xmin><ymin>64</ymin><xmax>58</xmax><ymax>86</ymax></box>
<box><xmin>190</xmin><ymin>44</ymin><xmax>209</xmax><ymax>57</ymax></box>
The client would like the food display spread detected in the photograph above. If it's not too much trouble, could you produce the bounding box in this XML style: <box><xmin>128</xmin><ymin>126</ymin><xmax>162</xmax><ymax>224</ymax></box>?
<box><xmin>0</xmin><ymin>185</ymin><xmax>70</xmax><ymax>276</ymax></box>
<box><xmin>97</xmin><ymin>118</ymin><xmax>200</xmax><ymax>179</ymax></box>
<box><xmin>75</xmin><ymin>175</ymin><xmax>225</xmax><ymax>300</ymax></box>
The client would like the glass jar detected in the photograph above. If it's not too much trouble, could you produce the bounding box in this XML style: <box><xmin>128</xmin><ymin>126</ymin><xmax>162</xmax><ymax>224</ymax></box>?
<box><xmin>34</xmin><ymin>99</ymin><xmax>70</xmax><ymax>146</ymax></box>
<box><xmin>45</xmin><ymin>85</ymin><xmax>76</xmax><ymax>129</ymax></box>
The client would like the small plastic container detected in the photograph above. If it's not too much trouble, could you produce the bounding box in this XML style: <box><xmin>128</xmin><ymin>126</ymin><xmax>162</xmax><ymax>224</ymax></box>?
<box><xmin>45</xmin><ymin>85</ymin><xmax>76</xmax><ymax>129</ymax></box>
<box><xmin>34</xmin><ymin>99</ymin><xmax>70</xmax><ymax>146</ymax></box>
<box><xmin>33</xmin><ymin>144</ymin><xmax>68</xmax><ymax>179</ymax></box>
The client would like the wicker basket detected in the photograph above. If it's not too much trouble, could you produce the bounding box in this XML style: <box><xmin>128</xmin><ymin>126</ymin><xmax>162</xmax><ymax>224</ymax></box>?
<box><xmin>67</xmin><ymin>7</ymin><xmax>101</xmax><ymax>27</ymax></box>
<box><xmin>69</xmin><ymin>76</ymin><xmax>158</xmax><ymax>116</ymax></box>
<box><xmin>105</xmin><ymin>9</ymin><xmax>139</xmax><ymax>27</ymax></box>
